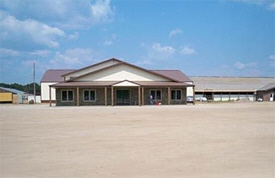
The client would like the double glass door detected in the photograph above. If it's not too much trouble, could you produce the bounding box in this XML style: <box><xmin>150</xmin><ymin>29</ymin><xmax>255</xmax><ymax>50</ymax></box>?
<box><xmin>116</xmin><ymin>90</ymin><xmax>130</xmax><ymax>105</ymax></box>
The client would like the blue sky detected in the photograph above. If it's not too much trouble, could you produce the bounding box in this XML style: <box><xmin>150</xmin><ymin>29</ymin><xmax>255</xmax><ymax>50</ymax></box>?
<box><xmin>0</xmin><ymin>0</ymin><xmax>274</xmax><ymax>84</ymax></box>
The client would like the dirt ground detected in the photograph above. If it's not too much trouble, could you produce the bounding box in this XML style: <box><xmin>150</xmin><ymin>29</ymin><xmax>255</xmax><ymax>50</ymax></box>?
<box><xmin>0</xmin><ymin>102</ymin><xmax>274</xmax><ymax>178</ymax></box>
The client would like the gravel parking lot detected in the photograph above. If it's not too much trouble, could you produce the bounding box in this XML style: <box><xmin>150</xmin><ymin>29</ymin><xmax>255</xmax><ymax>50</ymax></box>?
<box><xmin>1</xmin><ymin>102</ymin><xmax>274</xmax><ymax>178</ymax></box>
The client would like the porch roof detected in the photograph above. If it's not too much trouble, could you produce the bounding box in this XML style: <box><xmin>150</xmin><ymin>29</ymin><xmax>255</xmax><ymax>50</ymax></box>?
<box><xmin>50</xmin><ymin>81</ymin><xmax>193</xmax><ymax>88</ymax></box>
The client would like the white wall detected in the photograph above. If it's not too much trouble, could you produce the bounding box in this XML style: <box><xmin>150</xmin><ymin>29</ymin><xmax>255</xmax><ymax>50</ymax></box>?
<box><xmin>113</xmin><ymin>81</ymin><xmax>139</xmax><ymax>87</ymax></box>
<box><xmin>41</xmin><ymin>82</ymin><xmax>57</xmax><ymax>101</ymax></box>
<box><xmin>76</xmin><ymin>64</ymin><xmax>170</xmax><ymax>82</ymax></box>
<box><xmin>28</xmin><ymin>95</ymin><xmax>41</xmax><ymax>103</ymax></box>
<box><xmin>213</xmin><ymin>93</ymin><xmax>255</xmax><ymax>101</ymax></box>
<box><xmin>186</xmin><ymin>87</ymin><xmax>193</xmax><ymax>96</ymax></box>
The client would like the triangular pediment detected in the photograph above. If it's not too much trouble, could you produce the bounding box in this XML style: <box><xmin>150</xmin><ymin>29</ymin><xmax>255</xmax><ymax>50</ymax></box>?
<box><xmin>113</xmin><ymin>80</ymin><xmax>140</xmax><ymax>87</ymax></box>
<box><xmin>72</xmin><ymin>63</ymin><xmax>173</xmax><ymax>82</ymax></box>
<box><xmin>63</xmin><ymin>58</ymin><xmax>121</xmax><ymax>81</ymax></box>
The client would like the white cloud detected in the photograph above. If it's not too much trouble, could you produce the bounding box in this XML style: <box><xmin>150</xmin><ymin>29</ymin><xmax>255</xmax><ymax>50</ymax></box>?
<box><xmin>91</xmin><ymin>0</ymin><xmax>114</xmax><ymax>22</ymax></box>
<box><xmin>0</xmin><ymin>0</ymin><xmax>115</xmax><ymax>29</ymax></box>
<box><xmin>68</xmin><ymin>32</ymin><xmax>79</xmax><ymax>40</ymax></box>
<box><xmin>137</xmin><ymin>43</ymin><xmax>176</xmax><ymax>66</ymax></box>
<box><xmin>269</xmin><ymin>55</ymin><xmax>275</xmax><ymax>61</ymax></box>
<box><xmin>103</xmin><ymin>40</ymin><xmax>113</xmax><ymax>46</ymax></box>
<box><xmin>234</xmin><ymin>61</ymin><xmax>257</xmax><ymax>70</ymax></box>
<box><xmin>0</xmin><ymin>48</ymin><xmax>20</xmax><ymax>57</ymax></box>
<box><xmin>169</xmin><ymin>28</ymin><xmax>183</xmax><ymax>38</ymax></box>
<box><xmin>103</xmin><ymin>34</ymin><xmax>117</xmax><ymax>46</ymax></box>
<box><xmin>152</xmin><ymin>43</ymin><xmax>175</xmax><ymax>55</ymax></box>
<box><xmin>50</xmin><ymin>48</ymin><xmax>99</xmax><ymax>68</ymax></box>
<box><xmin>269</xmin><ymin>2</ymin><xmax>275</xmax><ymax>10</ymax></box>
<box><xmin>181</xmin><ymin>46</ymin><xmax>196</xmax><ymax>55</ymax></box>
<box><xmin>0</xmin><ymin>11</ymin><xmax>65</xmax><ymax>48</ymax></box>
<box><xmin>30</xmin><ymin>50</ymin><xmax>51</xmax><ymax>57</ymax></box>
<box><xmin>230</xmin><ymin>0</ymin><xmax>275</xmax><ymax>11</ymax></box>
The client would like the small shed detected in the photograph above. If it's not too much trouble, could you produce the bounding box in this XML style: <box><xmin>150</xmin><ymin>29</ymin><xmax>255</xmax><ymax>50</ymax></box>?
<box><xmin>0</xmin><ymin>87</ymin><xmax>27</xmax><ymax>104</ymax></box>
<box><xmin>256</xmin><ymin>83</ymin><xmax>275</xmax><ymax>101</ymax></box>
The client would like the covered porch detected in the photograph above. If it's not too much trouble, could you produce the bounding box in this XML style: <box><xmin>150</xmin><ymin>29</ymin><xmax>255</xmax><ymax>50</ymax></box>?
<box><xmin>50</xmin><ymin>80</ymin><xmax>195</xmax><ymax>106</ymax></box>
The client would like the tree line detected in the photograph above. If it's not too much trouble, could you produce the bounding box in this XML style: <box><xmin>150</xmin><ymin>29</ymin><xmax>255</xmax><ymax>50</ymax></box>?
<box><xmin>0</xmin><ymin>83</ymin><xmax>41</xmax><ymax>95</ymax></box>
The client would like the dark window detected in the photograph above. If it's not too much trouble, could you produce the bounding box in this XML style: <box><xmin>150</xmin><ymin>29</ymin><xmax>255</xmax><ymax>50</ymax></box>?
<box><xmin>68</xmin><ymin>91</ymin><xmax>73</xmax><ymax>101</ymax></box>
<box><xmin>177</xmin><ymin>90</ymin><xmax>182</xmax><ymax>100</ymax></box>
<box><xmin>83</xmin><ymin>90</ymin><xmax>96</xmax><ymax>101</ymax></box>
<box><xmin>61</xmin><ymin>90</ymin><xmax>74</xmax><ymax>102</ymax></box>
<box><xmin>84</xmin><ymin>91</ymin><xmax>89</xmax><ymax>100</ymax></box>
<box><xmin>171</xmin><ymin>89</ymin><xmax>182</xmax><ymax>100</ymax></box>
<box><xmin>151</xmin><ymin>90</ymin><xmax>155</xmax><ymax>100</ymax></box>
<box><xmin>156</xmin><ymin>90</ymin><xmax>161</xmax><ymax>100</ymax></box>
<box><xmin>150</xmin><ymin>90</ymin><xmax>162</xmax><ymax>100</ymax></box>
<box><xmin>62</xmin><ymin>91</ymin><xmax>67</xmax><ymax>101</ymax></box>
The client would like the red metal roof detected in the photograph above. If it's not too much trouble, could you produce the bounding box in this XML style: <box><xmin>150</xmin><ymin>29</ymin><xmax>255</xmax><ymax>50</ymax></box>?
<box><xmin>41</xmin><ymin>69</ymin><xmax>75</xmax><ymax>82</ymax></box>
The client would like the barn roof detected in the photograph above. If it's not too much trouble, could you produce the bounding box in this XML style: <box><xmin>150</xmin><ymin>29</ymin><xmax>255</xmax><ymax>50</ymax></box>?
<box><xmin>257</xmin><ymin>83</ymin><xmax>275</xmax><ymax>91</ymax></box>
<box><xmin>191</xmin><ymin>76</ymin><xmax>275</xmax><ymax>92</ymax></box>
<box><xmin>0</xmin><ymin>87</ymin><xmax>26</xmax><ymax>95</ymax></box>
<box><xmin>41</xmin><ymin>69</ymin><xmax>75</xmax><ymax>82</ymax></box>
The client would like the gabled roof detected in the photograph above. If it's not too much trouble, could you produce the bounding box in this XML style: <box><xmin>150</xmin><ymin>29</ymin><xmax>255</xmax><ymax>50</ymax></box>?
<box><xmin>61</xmin><ymin>58</ymin><xmax>120</xmax><ymax>77</ymax></box>
<box><xmin>65</xmin><ymin>58</ymin><xmax>181</xmax><ymax>82</ymax></box>
<box><xmin>42</xmin><ymin>58</ymin><xmax>193</xmax><ymax>84</ymax></box>
<box><xmin>41</xmin><ymin>69</ymin><xmax>75</xmax><ymax>82</ymax></box>
<box><xmin>0</xmin><ymin>87</ymin><xmax>26</xmax><ymax>94</ymax></box>
<box><xmin>257</xmin><ymin>83</ymin><xmax>275</xmax><ymax>91</ymax></box>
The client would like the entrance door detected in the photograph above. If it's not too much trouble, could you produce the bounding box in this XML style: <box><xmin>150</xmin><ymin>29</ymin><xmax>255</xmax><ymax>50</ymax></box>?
<box><xmin>116</xmin><ymin>90</ymin><xmax>130</xmax><ymax>105</ymax></box>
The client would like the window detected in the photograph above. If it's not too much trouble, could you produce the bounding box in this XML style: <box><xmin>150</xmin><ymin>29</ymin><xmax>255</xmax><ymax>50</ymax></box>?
<box><xmin>171</xmin><ymin>89</ymin><xmax>182</xmax><ymax>100</ymax></box>
<box><xmin>61</xmin><ymin>90</ymin><xmax>74</xmax><ymax>102</ymax></box>
<box><xmin>83</xmin><ymin>90</ymin><xmax>96</xmax><ymax>101</ymax></box>
<box><xmin>150</xmin><ymin>90</ymin><xmax>162</xmax><ymax>100</ymax></box>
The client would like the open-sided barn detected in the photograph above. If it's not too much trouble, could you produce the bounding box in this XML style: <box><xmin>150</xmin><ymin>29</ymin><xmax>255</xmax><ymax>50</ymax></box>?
<box><xmin>191</xmin><ymin>76</ymin><xmax>275</xmax><ymax>101</ymax></box>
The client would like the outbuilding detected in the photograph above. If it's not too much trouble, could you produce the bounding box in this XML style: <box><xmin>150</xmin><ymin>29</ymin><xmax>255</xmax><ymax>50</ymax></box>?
<box><xmin>256</xmin><ymin>83</ymin><xmax>275</xmax><ymax>101</ymax></box>
<box><xmin>191</xmin><ymin>76</ymin><xmax>275</xmax><ymax>101</ymax></box>
<box><xmin>45</xmin><ymin>58</ymin><xmax>195</xmax><ymax>106</ymax></box>
<box><xmin>0</xmin><ymin>87</ymin><xmax>27</xmax><ymax>104</ymax></box>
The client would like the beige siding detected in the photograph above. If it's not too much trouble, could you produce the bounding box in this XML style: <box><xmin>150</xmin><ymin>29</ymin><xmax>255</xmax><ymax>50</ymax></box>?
<box><xmin>76</xmin><ymin>64</ymin><xmax>170</xmax><ymax>82</ymax></box>
<box><xmin>186</xmin><ymin>87</ymin><xmax>193</xmax><ymax>96</ymax></box>
<box><xmin>12</xmin><ymin>94</ymin><xmax>18</xmax><ymax>104</ymax></box>
<box><xmin>64</xmin><ymin>60</ymin><xmax>120</xmax><ymax>81</ymax></box>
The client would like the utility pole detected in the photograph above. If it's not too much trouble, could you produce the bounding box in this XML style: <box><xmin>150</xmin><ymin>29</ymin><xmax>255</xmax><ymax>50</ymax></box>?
<box><xmin>33</xmin><ymin>61</ymin><xmax>36</xmax><ymax>104</ymax></box>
